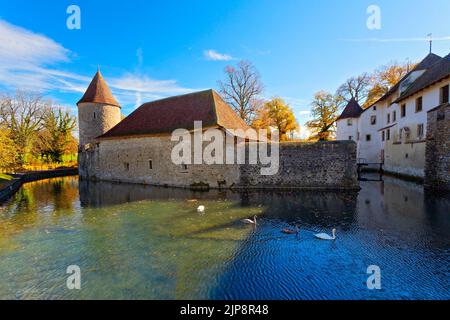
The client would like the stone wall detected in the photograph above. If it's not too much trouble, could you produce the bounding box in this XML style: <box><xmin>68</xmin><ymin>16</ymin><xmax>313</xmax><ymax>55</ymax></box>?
<box><xmin>238</xmin><ymin>141</ymin><xmax>358</xmax><ymax>189</ymax></box>
<box><xmin>425</xmin><ymin>103</ymin><xmax>450</xmax><ymax>191</ymax></box>
<box><xmin>77</xmin><ymin>102</ymin><xmax>121</xmax><ymax>148</ymax></box>
<box><xmin>79</xmin><ymin>135</ymin><xmax>240</xmax><ymax>189</ymax></box>
<box><xmin>79</xmin><ymin>135</ymin><xmax>359</xmax><ymax>190</ymax></box>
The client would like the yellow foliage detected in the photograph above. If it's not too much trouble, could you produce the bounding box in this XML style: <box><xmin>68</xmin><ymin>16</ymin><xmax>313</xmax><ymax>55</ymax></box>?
<box><xmin>252</xmin><ymin>97</ymin><xmax>299</xmax><ymax>141</ymax></box>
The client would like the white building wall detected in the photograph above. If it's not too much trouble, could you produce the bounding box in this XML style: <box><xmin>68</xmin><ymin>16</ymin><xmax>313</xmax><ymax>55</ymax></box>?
<box><xmin>336</xmin><ymin>78</ymin><xmax>450</xmax><ymax>178</ymax></box>
<box><xmin>382</xmin><ymin>79</ymin><xmax>450</xmax><ymax>178</ymax></box>
<box><xmin>357</xmin><ymin>103</ymin><xmax>385</xmax><ymax>163</ymax></box>
<box><xmin>336</xmin><ymin>118</ymin><xmax>359</xmax><ymax>141</ymax></box>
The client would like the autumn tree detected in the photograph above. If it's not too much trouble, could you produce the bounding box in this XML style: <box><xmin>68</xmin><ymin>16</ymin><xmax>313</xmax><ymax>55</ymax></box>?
<box><xmin>306</xmin><ymin>91</ymin><xmax>342</xmax><ymax>141</ymax></box>
<box><xmin>336</xmin><ymin>73</ymin><xmax>372</xmax><ymax>106</ymax></box>
<box><xmin>0</xmin><ymin>126</ymin><xmax>18</xmax><ymax>170</ymax></box>
<box><xmin>35</xmin><ymin>108</ymin><xmax>77</xmax><ymax>163</ymax></box>
<box><xmin>0</xmin><ymin>91</ymin><xmax>50</xmax><ymax>164</ymax></box>
<box><xmin>365</xmin><ymin>61</ymin><xmax>414</xmax><ymax>107</ymax></box>
<box><xmin>253</xmin><ymin>97</ymin><xmax>299</xmax><ymax>141</ymax></box>
<box><xmin>218</xmin><ymin>60</ymin><xmax>264</xmax><ymax>124</ymax></box>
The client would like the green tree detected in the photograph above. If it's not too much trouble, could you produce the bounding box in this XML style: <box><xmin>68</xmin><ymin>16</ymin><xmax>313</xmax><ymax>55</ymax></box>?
<box><xmin>306</xmin><ymin>91</ymin><xmax>342</xmax><ymax>141</ymax></box>
<box><xmin>0</xmin><ymin>91</ymin><xmax>50</xmax><ymax>165</ymax></box>
<box><xmin>36</xmin><ymin>108</ymin><xmax>77</xmax><ymax>163</ymax></box>
<box><xmin>253</xmin><ymin>97</ymin><xmax>299</xmax><ymax>141</ymax></box>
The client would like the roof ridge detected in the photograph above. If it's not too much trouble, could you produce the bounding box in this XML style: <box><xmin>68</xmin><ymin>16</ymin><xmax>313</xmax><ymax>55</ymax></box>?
<box><xmin>140</xmin><ymin>89</ymin><xmax>212</xmax><ymax>107</ymax></box>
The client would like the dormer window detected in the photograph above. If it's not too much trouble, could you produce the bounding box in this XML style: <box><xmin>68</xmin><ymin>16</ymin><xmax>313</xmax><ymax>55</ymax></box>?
<box><xmin>399</xmin><ymin>70</ymin><xmax>426</xmax><ymax>94</ymax></box>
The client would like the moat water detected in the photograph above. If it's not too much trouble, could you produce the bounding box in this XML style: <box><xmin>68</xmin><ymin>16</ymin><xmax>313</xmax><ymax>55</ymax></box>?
<box><xmin>0</xmin><ymin>175</ymin><xmax>449</xmax><ymax>300</ymax></box>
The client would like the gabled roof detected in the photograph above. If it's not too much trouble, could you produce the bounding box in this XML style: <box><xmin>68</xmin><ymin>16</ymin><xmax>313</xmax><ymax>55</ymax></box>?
<box><xmin>99</xmin><ymin>89</ymin><xmax>252</xmax><ymax>139</ymax></box>
<box><xmin>77</xmin><ymin>70</ymin><xmax>120</xmax><ymax>107</ymax></box>
<box><xmin>372</xmin><ymin>53</ymin><xmax>442</xmax><ymax>105</ymax></box>
<box><xmin>394</xmin><ymin>53</ymin><xmax>450</xmax><ymax>103</ymax></box>
<box><xmin>337</xmin><ymin>98</ymin><xmax>364</xmax><ymax>120</ymax></box>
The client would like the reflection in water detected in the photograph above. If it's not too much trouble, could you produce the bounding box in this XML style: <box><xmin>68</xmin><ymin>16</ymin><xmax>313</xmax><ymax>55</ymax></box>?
<box><xmin>0</xmin><ymin>176</ymin><xmax>448</xmax><ymax>300</ymax></box>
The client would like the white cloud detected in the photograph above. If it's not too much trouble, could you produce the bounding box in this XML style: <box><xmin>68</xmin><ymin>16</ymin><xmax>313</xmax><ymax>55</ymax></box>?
<box><xmin>340</xmin><ymin>36</ymin><xmax>450</xmax><ymax>43</ymax></box>
<box><xmin>0</xmin><ymin>19</ymin><xmax>197</xmax><ymax>109</ymax></box>
<box><xmin>0</xmin><ymin>19</ymin><xmax>69</xmax><ymax>67</ymax></box>
<box><xmin>203</xmin><ymin>49</ymin><xmax>234</xmax><ymax>61</ymax></box>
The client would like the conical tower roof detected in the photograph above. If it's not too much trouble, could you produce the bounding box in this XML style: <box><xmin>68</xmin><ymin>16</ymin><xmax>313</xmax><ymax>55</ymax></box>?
<box><xmin>337</xmin><ymin>98</ymin><xmax>363</xmax><ymax>120</ymax></box>
<box><xmin>77</xmin><ymin>70</ymin><xmax>120</xmax><ymax>107</ymax></box>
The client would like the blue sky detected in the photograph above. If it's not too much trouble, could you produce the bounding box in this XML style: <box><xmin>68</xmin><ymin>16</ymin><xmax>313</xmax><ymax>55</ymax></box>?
<box><xmin>0</xmin><ymin>0</ymin><xmax>449</xmax><ymax>131</ymax></box>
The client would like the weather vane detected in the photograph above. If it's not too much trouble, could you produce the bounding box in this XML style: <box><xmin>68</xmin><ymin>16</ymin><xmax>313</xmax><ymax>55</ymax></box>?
<box><xmin>427</xmin><ymin>33</ymin><xmax>433</xmax><ymax>53</ymax></box>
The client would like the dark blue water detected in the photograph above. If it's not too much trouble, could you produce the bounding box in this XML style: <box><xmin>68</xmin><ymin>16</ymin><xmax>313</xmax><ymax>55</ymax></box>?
<box><xmin>0</xmin><ymin>175</ymin><xmax>449</xmax><ymax>300</ymax></box>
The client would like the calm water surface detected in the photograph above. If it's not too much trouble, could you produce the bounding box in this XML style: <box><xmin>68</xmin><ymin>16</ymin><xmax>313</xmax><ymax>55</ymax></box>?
<box><xmin>0</xmin><ymin>175</ymin><xmax>449</xmax><ymax>300</ymax></box>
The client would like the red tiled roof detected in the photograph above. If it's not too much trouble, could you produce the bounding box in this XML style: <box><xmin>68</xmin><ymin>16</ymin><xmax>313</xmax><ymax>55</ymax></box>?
<box><xmin>337</xmin><ymin>98</ymin><xmax>363</xmax><ymax>120</ymax></box>
<box><xmin>77</xmin><ymin>70</ymin><xmax>120</xmax><ymax>107</ymax></box>
<box><xmin>99</xmin><ymin>89</ymin><xmax>252</xmax><ymax>139</ymax></box>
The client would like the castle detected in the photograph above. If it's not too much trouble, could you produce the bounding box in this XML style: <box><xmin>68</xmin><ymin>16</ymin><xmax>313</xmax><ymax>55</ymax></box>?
<box><xmin>77</xmin><ymin>70</ymin><xmax>359</xmax><ymax>190</ymax></box>
<box><xmin>336</xmin><ymin>52</ymin><xmax>450</xmax><ymax>189</ymax></box>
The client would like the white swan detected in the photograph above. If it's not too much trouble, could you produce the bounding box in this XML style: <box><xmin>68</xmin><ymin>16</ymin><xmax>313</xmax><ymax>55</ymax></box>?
<box><xmin>197</xmin><ymin>205</ymin><xmax>205</xmax><ymax>213</ymax></box>
<box><xmin>314</xmin><ymin>228</ymin><xmax>336</xmax><ymax>240</ymax></box>
<box><xmin>241</xmin><ymin>215</ymin><xmax>257</xmax><ymax>225</ymax></box>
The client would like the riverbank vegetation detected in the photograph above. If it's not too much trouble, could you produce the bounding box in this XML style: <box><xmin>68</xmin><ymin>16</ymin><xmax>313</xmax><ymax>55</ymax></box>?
<box><xmin>0</xmin><ymin>91</ymin><xmax>78</xmax><ymax>173</ymax></box>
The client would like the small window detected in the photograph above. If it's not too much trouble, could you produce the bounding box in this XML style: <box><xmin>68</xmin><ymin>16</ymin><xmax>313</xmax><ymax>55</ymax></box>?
<box><xmin>181</xmin><ymin>163</ymin><xmax>188</xmax><ymax>172</ymax></box>
<box><xmin>381</xmin><ymin>131</ymin><xmax>385</xmax><ymax>141</ymax></box>
<box><xmin>387</xmin><ymin>113</ymin><xmax>391</xmax><ymax>124</ymax></box>
<box><xmin>373</xmin><ymin>106</ymin><xmax>377</xmax><ymax>111</ymax></box>
<box><xmin>93</xmin><ymin>112</ymin><xmax>96</xmax><ymax>119</ymax></box>
<box><xmin>347</xmin><ymin>119</ymin><xmax>353</xmax><ymax>126</ymax></box>
<box><xmin>348</xmin><ymin>136</ymin><xmax>353</xmax><ymax>141</ymax></box>
<box><xmin>387</xmin><ymin>129</ymin><xmax>390</xmax><ymax>141</ymax></box>
<box><xmin>148</xmin><ymin>159</ymin><xmax>153</xmax><ymax>170</ymax></box>
<box><xmin>366</xmin><ymin>134</ymin><xmax>371</xmax><ymax>141</ymax></box>
<box><xmin>399</xmin><ymin>128</ymin><xmax>403</xmax><ymax>140</ymax></box>
<box><xmin>401</xmin><ymin>104</ymin><xmax>406</xmax><ymax>117</ymax></box>
<box><xmin>415</xmin><ymin>97</ymin><xmax>423</xmax><ymax>112</ymax></box>
<box><xmin>417</xmin><ymin>124</ymin><xmax>424</xmax><ymax>138</ymax></box>
<box><xmin>357</xmin><ymin>132</ymin><xmax>360</xmax><ymax>141</ymax></box>
<box><xmin>440</xmin><ymin>85</ymin><xmax>449</xmax><ymax>104</ymax></box>
<box><xmin>393</xmin><ymin>111</ymin><xmax>397</xmax><ymax>122</ymax></box>
<box><xmin>124</xmin><ymin>162</ymin><xmax>130</xmax><ymax>171</ymax></box>
<box><xmin>370</xmin><ymin>115</ymin><xmax>376</xmax><ymax>125</ymax></box>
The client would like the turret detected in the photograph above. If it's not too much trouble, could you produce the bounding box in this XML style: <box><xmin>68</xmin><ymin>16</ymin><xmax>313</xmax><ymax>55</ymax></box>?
<box><xmin>77</xmin><ymin>69</ymin><xmax>121</xmax><ymax>149</ymax></box>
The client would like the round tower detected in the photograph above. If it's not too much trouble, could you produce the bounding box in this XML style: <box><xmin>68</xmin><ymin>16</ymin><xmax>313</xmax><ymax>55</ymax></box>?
<box><xmin>77</xmin><ymin>69</ymin><xmax>121</xmax><ymax>149</ymax></box>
